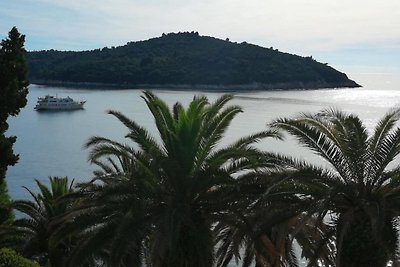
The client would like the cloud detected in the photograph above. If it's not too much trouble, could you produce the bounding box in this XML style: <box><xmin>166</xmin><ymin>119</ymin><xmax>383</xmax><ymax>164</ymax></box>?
<box><xmin>1</xmin><ymin>0</ymin><xmax>399</xmax><ymax>60</ymax></box>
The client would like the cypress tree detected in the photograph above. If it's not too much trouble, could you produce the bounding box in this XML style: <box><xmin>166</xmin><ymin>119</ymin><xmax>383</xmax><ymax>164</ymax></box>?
<box><xmin>0</xmin><ymin>27</ymin><xmax>29</xmax><ymax>223</ymax></box>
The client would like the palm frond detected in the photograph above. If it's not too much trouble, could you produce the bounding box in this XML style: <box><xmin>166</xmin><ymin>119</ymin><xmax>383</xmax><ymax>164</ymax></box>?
<box><xmin>270</xmin><ymin>116</ymin><xmax>351</xmax><ymax>183</ymax></box>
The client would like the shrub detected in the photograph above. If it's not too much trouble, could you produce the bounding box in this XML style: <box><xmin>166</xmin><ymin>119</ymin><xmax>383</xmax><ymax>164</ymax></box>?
<box><xmin>0</xmin><ymin>248</ymin><xmax>40</xmax><ymax>267</ymax></box>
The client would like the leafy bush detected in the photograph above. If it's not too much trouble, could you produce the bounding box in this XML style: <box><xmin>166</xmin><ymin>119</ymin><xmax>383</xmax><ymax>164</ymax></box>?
<box><xmin>0</xmin><ymin>248</ymin><xmax>40</xmax><ymax>267</ymax></box>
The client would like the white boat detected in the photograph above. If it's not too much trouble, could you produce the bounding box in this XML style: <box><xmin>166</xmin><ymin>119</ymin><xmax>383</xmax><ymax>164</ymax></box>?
<box><xmin>34</xmin><ymin>95</ymin><xmax>86</xmax><ymax>110</ymax></box>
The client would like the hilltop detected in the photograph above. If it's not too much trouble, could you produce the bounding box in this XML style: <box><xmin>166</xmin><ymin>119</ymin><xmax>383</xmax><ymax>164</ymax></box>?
<box><xmin>27</xmin><ymin>32</ymin><xmax>360</xmax><ymax>90</ymax></box>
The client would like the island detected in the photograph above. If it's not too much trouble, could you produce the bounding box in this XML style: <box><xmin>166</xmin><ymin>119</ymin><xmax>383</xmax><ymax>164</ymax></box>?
<box><xmin>27</xmin><ymin>32</ymin><xmax>360</xmax><ymax>90</ymax></box>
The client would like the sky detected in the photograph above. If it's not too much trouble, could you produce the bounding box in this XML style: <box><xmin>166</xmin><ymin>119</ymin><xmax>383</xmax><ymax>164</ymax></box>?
<box><xmin>1</xmin><ymin>0</ymin><xmax>400</xmax><ymax>69</ymax></box>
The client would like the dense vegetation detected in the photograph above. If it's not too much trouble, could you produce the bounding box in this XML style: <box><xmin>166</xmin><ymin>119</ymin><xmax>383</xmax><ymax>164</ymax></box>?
<box><xmin>0</xmin><ymin>27</ymin><xmax>29</xmax><ymax>223</ymax></box>
<box><xmin>2</xmin><ymin>92</ymin><xmax>400</xmax><ymax>267</ymax></box>
<box><xmin>0</xmin><ymin>248</ymin><xmax>40</xmax><ymax>267</ymax></box>
<box><xmin>27</xmin><ymin>32</ymin><xmax>360</xmax><ymax>89</ymax></box>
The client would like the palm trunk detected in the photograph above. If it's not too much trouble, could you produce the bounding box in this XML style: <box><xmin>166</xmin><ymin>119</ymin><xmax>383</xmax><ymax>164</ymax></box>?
<box><xmin>337</xmin><ymin>212</ymin><xmax>395</xmax><ymax>267</ymax></box>
<box><xmin>160</xmin><ymin>217</ymin><xmax>213</xmax><ymax>267</ymax></box>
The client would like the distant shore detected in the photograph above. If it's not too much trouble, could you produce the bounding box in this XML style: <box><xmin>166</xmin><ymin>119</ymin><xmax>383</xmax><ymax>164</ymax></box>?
<box><xmin>31</xmin><ymin>79</ymin><xmax>361</xmax><ymax>91</ymax></box>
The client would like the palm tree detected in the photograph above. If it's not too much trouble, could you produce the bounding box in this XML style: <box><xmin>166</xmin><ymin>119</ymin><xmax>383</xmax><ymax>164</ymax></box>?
<box><xmin>55</xmin><ymin>92</ymin><xmax>281</xmax><ymax>267</ymax></box>
<box><xmin>0</xmin><ymin>177</ymin><xmax>75</xmax><ymax>266</ymax></box>
<box><xmin>214</xmin><ymin>169</ymin><xmax>335</xmax><ymax>267</ymax></box>
<box><xmin>270</xmin><ymin>108</ymin><xmax>400</xmax><ymax>267</ymax></box>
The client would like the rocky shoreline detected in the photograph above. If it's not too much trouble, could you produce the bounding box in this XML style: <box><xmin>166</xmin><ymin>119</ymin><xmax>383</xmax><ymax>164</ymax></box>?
<box><xmin>31</xmin><ymin>79</ymin><xmax>361</xmax><ymax>91</ymax></box>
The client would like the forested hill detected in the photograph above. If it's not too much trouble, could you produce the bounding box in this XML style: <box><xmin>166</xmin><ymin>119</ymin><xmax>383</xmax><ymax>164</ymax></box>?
<box><xmin>27</xmin><ymin>32</ymin><xmax>360</xmax><ymax>90</ymax></box>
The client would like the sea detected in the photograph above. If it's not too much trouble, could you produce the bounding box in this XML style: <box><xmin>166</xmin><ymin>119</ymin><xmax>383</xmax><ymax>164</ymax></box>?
<box><xmin>6</xmin><ymin>65</ymin><xmax>400</xmax><ymax>201</ymax></box>
<box><xmin>4</xmin><ymin>65</ymin><xmax>400</xmax><ymax>266</ymax></box>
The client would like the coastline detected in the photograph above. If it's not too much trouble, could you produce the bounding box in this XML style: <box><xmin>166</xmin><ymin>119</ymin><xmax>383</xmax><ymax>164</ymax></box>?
<box><xmin>30</xmin><ymin>79</ymin><xmax>361</xmax><ymax>91</ymax></box>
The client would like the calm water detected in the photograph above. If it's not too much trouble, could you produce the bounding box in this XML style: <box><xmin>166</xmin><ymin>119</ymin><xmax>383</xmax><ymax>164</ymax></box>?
<box><xmin>6</xmin><ymin>66</ymin><xmax>400</xmax><ymax>201</ymax></box>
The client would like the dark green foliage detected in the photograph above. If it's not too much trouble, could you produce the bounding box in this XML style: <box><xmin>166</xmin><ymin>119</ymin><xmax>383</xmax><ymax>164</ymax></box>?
<box><xmin>0</xmin><ymin>26</ymin><xmax>29</xmax><ymax>223</ymax></box>
<box><xmin>337</xmin><ymin>213</ymin><xmax>397</xmax><ymax>267</ymax></box>
<box><xmin>213</xmin><ymin>165</ymin><xmax>336</xmax><ymax>267</ymax></box>
<box><xmin>0</xmin><ymin>248</ymin><xmax>40</xmax><ymax>267</ymax></box>
<box><xmin>0</xmin><ymin>182</ymin><xmax>11</xmax><ymax>224</ymax></box>
<box><xmin>27</xmin><ymin>32</ymin><xmax>359</xmax><ymax>89</ymax></box>
<box><xmin>53</xmin><ymin>92</ymin><xmax>281</xmax><ymax>266</ymax></box>
<box><xmin>0</xmin><ymin>27</ymin><xmax>28</xmax><ymax>125</ymax></box>
<box><xmin>0</xmin><ymin>177</ymin><xmax>75</xmax><ymax>266</ymax></box>
<box><xmin>271</xmin><ymin>108</ymin><xmax>400</xmax><ymax>267</ymax></box>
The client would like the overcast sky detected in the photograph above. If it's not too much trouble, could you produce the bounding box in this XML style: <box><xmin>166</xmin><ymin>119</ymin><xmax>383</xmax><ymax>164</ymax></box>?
<box><xmin>1</xmin><ymin>0</ymin><xmax>399</xmax><ymax>68</ymax></box>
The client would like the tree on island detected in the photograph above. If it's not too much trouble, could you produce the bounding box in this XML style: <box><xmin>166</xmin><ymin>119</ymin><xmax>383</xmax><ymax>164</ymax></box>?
<box><xmin>0</xmin><ymin>26</ymin><xmax>29</xmax><ymax>223</ymax></box>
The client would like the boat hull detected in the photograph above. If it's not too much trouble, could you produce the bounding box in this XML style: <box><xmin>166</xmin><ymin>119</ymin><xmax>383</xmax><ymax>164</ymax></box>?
<box><xmin>34</xmin><ymin>102</ymin><xmax>85</xmax><ymax>110</ymax></box>
<box><xmin>34</xmin><ymin>95</ymin><xmax>86</xmax><ymax>111</ymax></box>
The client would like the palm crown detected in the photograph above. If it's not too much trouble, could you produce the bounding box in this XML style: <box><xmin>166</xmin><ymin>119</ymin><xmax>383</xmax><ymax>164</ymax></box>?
<box><xmin>0</xmin><ymin>177</ymin><xmax>75</xmax><ymax>266</ymax></box>
<box><xmin>271</xmin><ymin>108</ymin><xmax>400</xmax><ymax>267</ymax></box>
<box><xmin>57</xmin><ymin>92</ymin><xmax>280</xmax><ymax>267</ymax></box>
